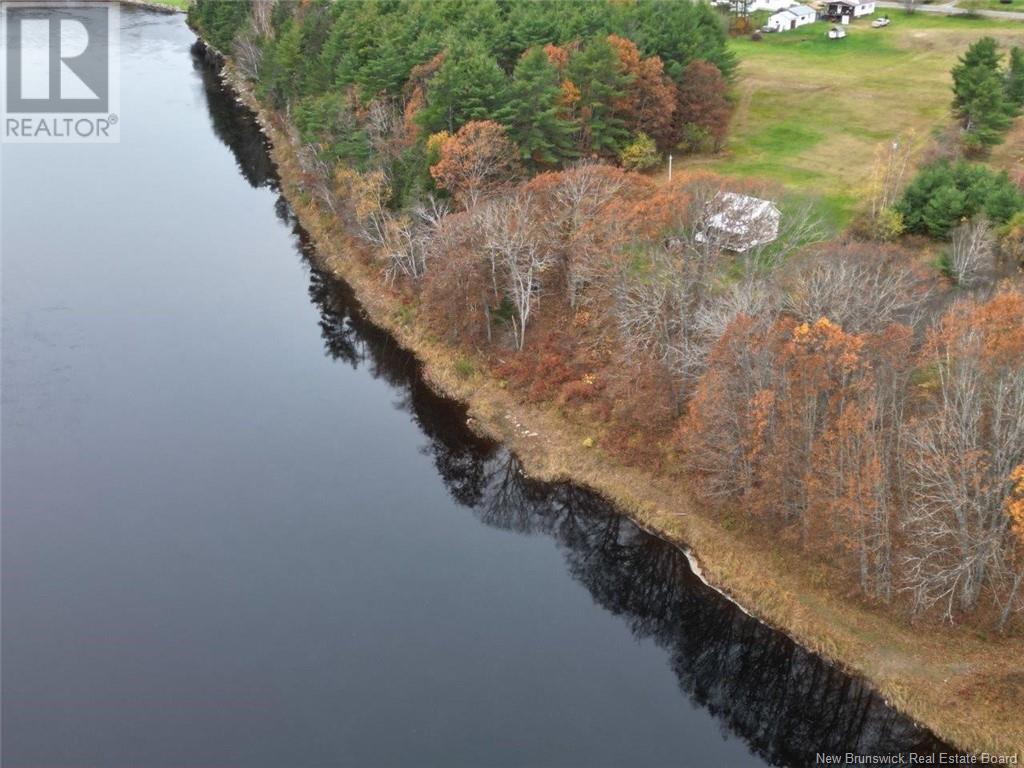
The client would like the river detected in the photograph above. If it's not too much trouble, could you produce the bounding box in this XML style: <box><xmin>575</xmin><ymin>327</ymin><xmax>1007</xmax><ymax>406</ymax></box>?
<box><xmin>1</xmin><ymin>8</ymin><xmax>957</xmax><ymax>767</ymax></box>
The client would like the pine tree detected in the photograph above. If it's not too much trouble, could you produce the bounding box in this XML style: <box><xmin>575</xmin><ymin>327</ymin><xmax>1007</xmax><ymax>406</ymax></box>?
<box><xmin>960</xmin><ymin>66</ymin><xmax>1013</xmax><ymax>150</ymax></box>
<box><xmin>496</xmin><ymin>48</ymin><xmax>578</xmax><ymax>168</ymax></box>
<box><xmin>416</xmin><ymin>39</ymin><xmax>508</xmax><ymax>135</ymax></box>
<box><xmin>567</xmin><ymin>37</ymin><xmax>633</xmax><ymax>157</ymax></box>
<box><xmin>1006</xmin><ymin>46</ymin><xmax>1024</xmax><ymax>113</ymax></box>
<box><xmin>922</xmin><ymin>185</ymin><xmax>967</xmax><ymax>238</ymax></box>
<box><xmin>952</xmin><ymin>37</ymin><xmax>1012</xmax><ymax>151</ymax></box>
<box><xmin>260</xmin><ymin>20</ymin><xmax>304</xmax><ymax>109</ymax></box>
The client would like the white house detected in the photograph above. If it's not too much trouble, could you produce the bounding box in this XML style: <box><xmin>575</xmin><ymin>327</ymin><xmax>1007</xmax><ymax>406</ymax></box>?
<box><xmin>765</xmin><ymin>4</ymin><xmax>817</xmax><ymax>31</ymax></box>
<box><xmin>696</xmin><ymin>193</ymin><xmax>781</xmax><ymax>252</ymax></box>
<box><xmin>825</xmin><ymin>0</ymin><xmax>876</xmax><ymax>18</ymax></box>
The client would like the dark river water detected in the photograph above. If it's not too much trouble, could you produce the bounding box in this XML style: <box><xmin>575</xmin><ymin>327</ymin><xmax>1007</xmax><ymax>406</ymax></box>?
<box><xmin>1</xmin><ymin>8</ymin><xmax>958</xmax><ymax>767</ymax></box>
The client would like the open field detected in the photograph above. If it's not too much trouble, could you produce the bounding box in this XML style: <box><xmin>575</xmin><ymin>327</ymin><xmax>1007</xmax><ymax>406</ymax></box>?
<box><xmin>696</xmin><ymin>14</ymin><xmax>1024</xmax><ymax>226</ymax></box>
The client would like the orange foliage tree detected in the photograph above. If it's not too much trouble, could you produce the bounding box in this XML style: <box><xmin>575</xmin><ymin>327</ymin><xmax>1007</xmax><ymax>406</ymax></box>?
<box><xmin>606</xmin><ymin>35</ymin><xmax>677</xmax><ymax>149</ymax></box>
<box><xmin>430</xmin><ymin>121</ymin><xmax>521</xmax><ymax>209</ymax></box>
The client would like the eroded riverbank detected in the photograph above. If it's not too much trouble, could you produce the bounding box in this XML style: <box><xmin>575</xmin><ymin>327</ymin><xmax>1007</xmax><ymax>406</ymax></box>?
<box><xmin>190</xmin><ymin>29</ymin><xmax>1023</xmax><ymax>762</ymax></box>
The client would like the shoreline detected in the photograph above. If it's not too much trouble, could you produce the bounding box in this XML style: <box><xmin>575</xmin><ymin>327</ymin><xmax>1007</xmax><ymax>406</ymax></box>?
<box><xmin>196</xmin><ymin>39</ymin><xmax>1024</xmax><ymax>760</ymax></box>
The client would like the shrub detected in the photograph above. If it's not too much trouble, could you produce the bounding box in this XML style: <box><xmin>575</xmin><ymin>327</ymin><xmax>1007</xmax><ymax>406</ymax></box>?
<box><xmin>873</xmin><ymin>207</ymin><xmax>905</xmax><ymax>241</ymax></box>
<box><xmin>619</xmin><ymin>132</ymin><xmax>660</xmax><ymax>171</ymax></box>
<box><xmin>895</xmin><ymin>160</ymin><xmax>1024</xmax><ymax>238</ymax></box>
<box><xmin>1000</xmin><ymin>211</ymin><xmax>1024</xmax><ymax>266</ymax></box>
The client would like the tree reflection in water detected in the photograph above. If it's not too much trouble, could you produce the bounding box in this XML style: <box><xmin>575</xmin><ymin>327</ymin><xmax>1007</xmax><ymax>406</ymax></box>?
<box><xmin>306</xmin><ymin>272</ymin><xmax>955</xmax><ymax>766</ymax></box>
<box><xmin>194</xmin><ymin>45</ymin><xmax>959</xmax><ymax>767</ymax></box>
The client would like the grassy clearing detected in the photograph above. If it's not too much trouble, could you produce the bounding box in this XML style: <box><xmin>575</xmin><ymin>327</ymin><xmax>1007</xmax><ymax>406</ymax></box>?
<box><xmin>693</xmin><ymin>14</ymin><xmax>1024</xmax><ymax>225</ymax></box>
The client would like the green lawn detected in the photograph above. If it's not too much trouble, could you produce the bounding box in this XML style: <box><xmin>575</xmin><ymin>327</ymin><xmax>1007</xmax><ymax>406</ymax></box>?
<box><xmin>692</xmin><ymin>14</ymin><xmax>1023</xmax><ymax>226</ymax></box>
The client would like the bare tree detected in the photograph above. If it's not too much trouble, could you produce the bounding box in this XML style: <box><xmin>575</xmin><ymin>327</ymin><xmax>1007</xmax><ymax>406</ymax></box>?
<box><xmin>477</xmin><ymin>194</ymin><xmax>556</xmax><ymax>350</ymax></box>
<box><xmin>784</xmin><ymin>247</ymin><xmax>929</xmax><ymax>333</ymax></box>
<box><xmin>868</xmin><ymin>135</ymin><xmax>914</xmax><ymax>226</ymax></box>
<box><xmin>613</xmin><ymin>252</ymin><xmax>681</xmax><ymax>361</ymax></box>
<box><xmin>551</xmin><ymin>162</ymin><xmax>625</xmax><ymax>308</ymax></box>
<box><xmin>693</xmin><ymin>279</ymin><xmax>779</xmax><ymax>343</ymax></box>
<box><xmin>613</xmin><ymin>239</ymin><xmax>778</xmax><ymax>409</ymax></box>
<box><xmin>412</xmin><ymin>194</ymin><xmax>451</xmax><ymax>233</ymax></box>
<box><xmin>250</xmin><ymin>0</ymin><xmax>275</xmax><ymax>39</ymax></box>
<box><xmin>232</xmin><ymin>28</ymin><xmax>264</xmax><ymax>80</ymax></box>
<box><xmin>902</xmin><ymin>333</ymin><xmax>1024</xmax><ymax>621</ymax></box>
<box><xmin>379</xmin><ymin>215</ymin><xmax>428</xmax><ymax>285</ymax></box>
<box><xmin>948</xmin><ymin>217</ymin><xmax>995</xmax><ymax>289</ymax></box>
<box><xmin>296</xmin><ymin>144</ymin><xmax>339</xmax><ymax>215</ymax></box>
<box><xmin>365</xmin><ymin>97</ymin><xmax>404</xmax><ymax>156</ymax></box>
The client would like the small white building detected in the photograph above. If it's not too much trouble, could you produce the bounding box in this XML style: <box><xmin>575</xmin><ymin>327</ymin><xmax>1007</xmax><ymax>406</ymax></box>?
<box><xmin>825</xmin><ymin>0</ymin><xmax>876</xmax><ymax>18</ymax></box>
<box><xmin>697</xmin><ymin>193</ymin><xmax>781</xmax><ymax>252</ymax></box>
<box><xmin>765</xmin><ymin>4</ymin><xmax>817</xmax><ymax>31</ymax></box>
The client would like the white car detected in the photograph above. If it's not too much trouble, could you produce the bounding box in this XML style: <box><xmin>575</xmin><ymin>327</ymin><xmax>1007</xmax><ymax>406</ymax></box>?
<box><xmin>828</xmin><ymin>26</ymin><xmax>847</xmax><ymax>38</ymax></box>
<box><xmin>871</xmin><ymin>16</ymin><xmax>891</xmax><ymax>26</ymax></box>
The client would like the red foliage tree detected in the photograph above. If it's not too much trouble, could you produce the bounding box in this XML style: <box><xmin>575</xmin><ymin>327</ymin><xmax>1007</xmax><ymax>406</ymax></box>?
<box><xmin>673</xmin><ymin>60</ymin><xmax>732</xmax><ymax>153</ymax></box>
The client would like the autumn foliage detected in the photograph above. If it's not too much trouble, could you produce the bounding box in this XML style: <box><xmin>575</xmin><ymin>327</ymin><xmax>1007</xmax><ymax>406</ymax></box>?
<box><xmin>430</xmin><ymin>121</ymin><xmax>521</xmax><ymax>209</ymax></box>
<box><xmin>673</xmin><ymin>60</ymin><xmax>732</xmax><ymax>153</ymax></box>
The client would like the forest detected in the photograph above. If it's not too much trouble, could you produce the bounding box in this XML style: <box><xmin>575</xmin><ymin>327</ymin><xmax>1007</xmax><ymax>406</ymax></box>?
<box><xmin>189</xmin><ymin>0</ymin><xmax>1024</xmax><ymax>633</ymax></box>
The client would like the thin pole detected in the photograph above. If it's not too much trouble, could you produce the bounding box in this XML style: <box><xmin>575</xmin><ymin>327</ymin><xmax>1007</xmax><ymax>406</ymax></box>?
<box><xmin>668</xmin><ymin>154</ymin><xmax>673</xmax><ymax>181</ymax></box>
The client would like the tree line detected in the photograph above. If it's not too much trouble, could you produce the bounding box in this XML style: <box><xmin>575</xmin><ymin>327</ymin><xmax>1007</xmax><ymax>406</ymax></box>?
<box><xmin>191</xmin><ymin>0</ymin><xmax>1024</xmax><ymax>632</ymax></box>
<box><xmin>191</xmin><ymin>0</ymin><xmax>733</xmax><ymax>206</ymax></box>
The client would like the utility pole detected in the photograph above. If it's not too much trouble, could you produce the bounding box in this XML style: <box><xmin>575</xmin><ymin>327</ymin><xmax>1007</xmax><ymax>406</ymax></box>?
<box><xmin>668</xmin><ymin>154</ymin><xmax>673</xmax><ymax>181</ymax></box>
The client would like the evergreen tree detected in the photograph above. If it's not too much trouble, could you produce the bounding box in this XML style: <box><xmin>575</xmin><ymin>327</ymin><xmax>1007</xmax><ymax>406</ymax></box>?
<box><xmin>496</xmin><ymin>47</ymin><xmax>578</xmax><ymax>167</ymax></box>
<box><xmin>629</xmin><ymin>0</ymin><xmax>735</xmax><ymax>80</ymax></box>
<box><xmin>897</xmin><ymin>160</ymin><xmax>1024</xmax><ymax>237</ymax></box>
<box><xmin>922</xmin><ymin>185</ymin><xmax>967</xmax><ymax>238</ymax></box>
<box><xmin>959</xmin><ymin>66</ymin><xmax>1013</xmax><ymax>149</ymax></box>
<box><xmin>1007</xmin><ymin>46</ymin><xmax>1024</xmax><ymax>113</ymax></box>
<box><xmin>416</xmin><ymin>39</ymin><xmax>509</xmax><ymax>135</ymax></box>
<box><xmin>260</xmin><ymin>19</ymin><xmax>304</xmax><ymax>109</ymax></box>
<box><xmin>504</xmin><ymin>2</ymin><xmax>565</xmax><ymax>63</ymax></box>
<box><xmin>952</xmin><ymin>37</ymin><xmax>1012</xmax><ymax>150</ymax></box>
<box><xmin>189</xmin><ymin>0</ymin><xmax>252</xmax><ymax>53</ymax></box>
<box><xmin>567</xmin><ymin>37</ymin><xmax>633</xmax><ymax>156</ymax></box>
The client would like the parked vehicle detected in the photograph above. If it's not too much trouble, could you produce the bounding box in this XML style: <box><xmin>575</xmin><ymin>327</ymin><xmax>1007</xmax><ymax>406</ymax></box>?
<box><xmin>871</xmin><ymin>15</ymin><xmax>890</xmax><ymax>26</ymax></box>
<box><xmin>828</xmin><ymin>25</ymin><xmax>847</xmax><ymax>38</ymax></box>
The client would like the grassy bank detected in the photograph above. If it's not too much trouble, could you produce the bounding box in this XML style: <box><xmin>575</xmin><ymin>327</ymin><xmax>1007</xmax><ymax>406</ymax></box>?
<box><xmin>693</xmin><ymin>13</ymin><xmax>1023</xmax><ymax>225</ymax></box>
<box><xmin>122</xmin><ymin>0</ymin><xmax>190</xmax><ymax>12</ymax></box>
<box><xmin>204</xmin><ymin>47</ymin><xmax>1024</xmax><ymax>759</ymax></box>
